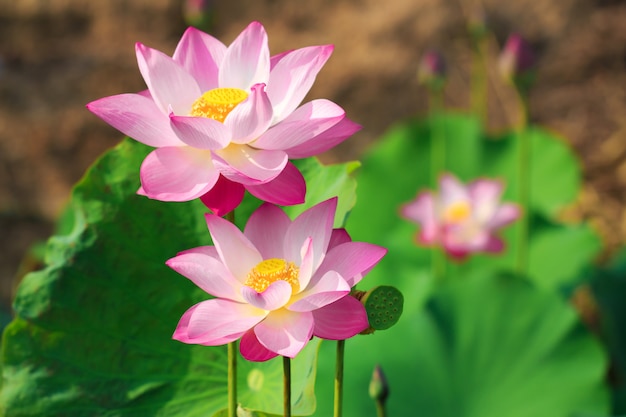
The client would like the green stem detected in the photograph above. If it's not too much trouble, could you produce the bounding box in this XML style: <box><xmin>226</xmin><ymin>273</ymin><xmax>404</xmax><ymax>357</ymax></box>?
<box><xmin>428</xmin><ymin>88</ymin><xmax>447</xmax><ymax>282</ymax></box>
<box><xmin>225</xmin><ymin>209</ymin><xmax>237</xmax><ymax>417</ymax></box>
<box><xmin>334</xmin><ymin>340</ymin><xmax>345</xmax><ymax>417</ymax></box>
<box><xmin>470</xmin><ymin>34</ymin><xmax>489</xmax><ymax>125</ymax></box>
<box><xmin>283</xmin><ymin>356</ymin><xmax>292</xmax><ymax>417</ymax></box>
<box><xmin>515</xmin><ymin>87</ymin><xmax>530</xmax><ymax>275</ymax></box>
<box><xmin>228</xmin><ymin>341</ymin><xmax>237</xmax><ymax>417</ymax></box>
<box><xmin>375</xmin><ymin>400</ymin><xmax>387</xmax><ymax>417</ymax></box>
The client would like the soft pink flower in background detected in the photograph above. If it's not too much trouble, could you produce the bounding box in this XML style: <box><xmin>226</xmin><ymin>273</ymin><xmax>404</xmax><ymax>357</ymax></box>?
<box><xmin>167</xmin><ymin>198</ymin><xmax>387</xmax><ymax>361</ymax></box>
<box><xmin>87</xmin><ymin>21</ymin><xmax>360</xmax><ymax>215</ymax></box>
<box><xmin>400</xmin><ymin>173</ymin><xmax>520</xmax><ymax>260</ymax></box>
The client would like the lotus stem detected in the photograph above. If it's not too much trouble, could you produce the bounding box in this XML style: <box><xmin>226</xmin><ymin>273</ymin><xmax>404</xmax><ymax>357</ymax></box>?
<box><xmin>284</xmin><ymin>356</ymin><xmax>292</xmax><ymax>417</ymax></box>
<box><xmin>334</xmin><ymin>339</ymin><xmax>345</xmax><ymax>417</ymax></box>
<box><xmin>228</xmin><ymin>341</ymin><xmax>237</xmax><ymax>417</ymax></box>
<box><xmin>515</xmin><ymin>87</ymin><xmax>530</xmax><ymax>275</ymax></box>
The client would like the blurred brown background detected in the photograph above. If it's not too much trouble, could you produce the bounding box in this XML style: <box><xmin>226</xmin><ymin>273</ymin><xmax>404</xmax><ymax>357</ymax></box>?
<box><xmin>1</xmin><ymin>0</ymin><xmax>625</xmax><ymax>309</ymax></box>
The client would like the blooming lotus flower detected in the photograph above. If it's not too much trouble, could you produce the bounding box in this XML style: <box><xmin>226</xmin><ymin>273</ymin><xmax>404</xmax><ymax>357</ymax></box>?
<box><xmin>167</xmin><ymin>198</ymin><xmax>387</xmax><ymax>361</ymax></box>
<box><xmin>400</xmin><ymin>174</ymin><xmax>520</xmax><ymax>260</ymax></box>
<box><xmin>87</xmin><ymin>22</ymin><xmax>360</xmax><ymax>215</ymax></box>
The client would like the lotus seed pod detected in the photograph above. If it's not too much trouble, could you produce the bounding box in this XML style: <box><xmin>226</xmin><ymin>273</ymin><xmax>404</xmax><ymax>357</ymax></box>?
<box><xmin>361</xmin><ymin>286</ymin><xmax>404</xmax><ymax>331</ymax></box>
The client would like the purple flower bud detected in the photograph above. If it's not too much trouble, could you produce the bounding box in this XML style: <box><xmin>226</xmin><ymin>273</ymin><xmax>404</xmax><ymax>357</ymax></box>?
<box><xmin>182</xmin><ymin>0</ymin><xmax>214</xmax><ymax>30</ymax></box>
<box><xmin>369</xmin><ymin>364</ymin><xmax>390</xmax><ymax>403</ymax></box>
<box><xmin>417</xmin><ymin>50</ymin><xmax>447</xmax><ymax>90</ymax></box>
<box><xmin>499</xmin><ymin>33</ymin><xmax>535</xmax><ymax>80</ymax></box>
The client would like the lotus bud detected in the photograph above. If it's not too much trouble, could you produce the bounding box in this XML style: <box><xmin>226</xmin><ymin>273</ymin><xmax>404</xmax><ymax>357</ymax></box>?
<box><xmin>418</xmin><ymin>50</ymin><xmax>447</xmax><ymax>91</ymax></box>
<box><xmin>369</xmin><ymin>364</ymin><xmax>390</xmax><ymax>404</ymax></box>
<box><xmin>182</xmin><ymin>0</ymin><xmax>214</xmax><ymax>31</ymax></box>
<box><xmin>498</xmin><ymin>33</ymin><xmax>535</xmax><ymax>81</ymax></box>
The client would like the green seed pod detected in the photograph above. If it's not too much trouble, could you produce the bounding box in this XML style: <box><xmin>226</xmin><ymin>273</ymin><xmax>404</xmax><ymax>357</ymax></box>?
<box><xmin>361</xmin><ymin>286</ymin><xmax>403</xmax><ymax>331</ymax></box>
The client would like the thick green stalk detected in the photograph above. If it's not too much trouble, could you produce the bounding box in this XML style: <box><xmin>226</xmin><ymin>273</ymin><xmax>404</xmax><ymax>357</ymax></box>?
<box><xmin>515</xmin><ymin>89</ymin><xmax>530</xmax><ymax>275</ymax></box>
<box><xmin>429</xmin><ymin>88</ymin><xmax>447</xmax><ymax>282</ymax></box>
<box><xmin>334</xmin><ymin>340</ymin><xmax>345</xmax><ymax>417</ymax></box>
<box><xmin>225</xmin><ymin>210</ymin><xmax>237</xmax><ymax>417</ymax></box>
<box><xmin>374</xmin><ymin>401</ymin><xmax>387</xmax><ymax>417</ymax></box>
<box><xmin>227</xmin><ymin>341</ymin><xmax>237</xmax><ymax>417</ymax></box>
<box><xmin>283</xmin><ymin>356</ymin><xmax>292</xmax><ymax>417</ymax></box>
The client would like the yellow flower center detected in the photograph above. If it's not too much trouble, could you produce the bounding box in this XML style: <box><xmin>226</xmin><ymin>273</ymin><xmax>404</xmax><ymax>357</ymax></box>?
<box><xmin>244</xmin><ymin>258</ymin><xmax>300</xmax><ymax>293</ymax></box>
<box><xmin>443</xmin><ymin>201</ymin><xmax>472</xmax><ymax>223</ymax></box>
<box><xmin>190</xmin><ymin>88</ymin><xmax>248</xmax><ymax>122</ymax></box>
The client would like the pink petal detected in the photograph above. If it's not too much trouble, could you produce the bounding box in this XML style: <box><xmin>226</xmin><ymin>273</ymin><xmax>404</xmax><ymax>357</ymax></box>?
<box><xmin>270</xmin><ymin>50</ymin><xmax>292</xmax><ymax>69</ymax></box>
<box><xmin>240</xmin><ymin>329</ymin><xmax>279</xmax><ymax>362</ymax></box>
<box><xmin>213</xmin><ymin>145</ymin><xmax>287</xmax><ymax>185</ymax></box>
<box><xmin>220</xmin><ymin>21</ymin><xmax>270</xmax><ymax>90</ymax></box>
<box><xmin>139</xmin><ymin>147</ymin><xmax>219</xmax><ymax>201</ymax></box>
<box><xmin>439</xmin><ymin>173</ymin><xmax>470</xmax><ymax>208</ymax></box>
<box><xmin>166</xmin><ymin>251</ymin><xmax>243</xmax><ymax>302</ymax></box>
<box><xmin>184</xmin><ymin>299</ymin><xmax>267</xmax><ymax>342</ymax></box>
<box><xmin>173</xmin><ymin>303</ymin><xmax>247</xmax><ymax>346</ymax></box>
<box><xmin>135</xmin><ymin>43</ymin><xmax>201</xmax><ymax>115</ymax></box>
<box><xmin>244</xmin><ymin>203</ymin><xmax>292</xmax><ymax>259</ymax></box>
<box><xmin>328</xmin><ymin>229</ymin><xmax>352</xmax><ymax>250</ymax></box>
<box><xmin>289</xmin><ymin>271</ymin><xmax>350</xmax><ymax>312</ymax></box>
<box><xmin>199</xmin><ymin>176</ymin><xmax>245</xmax><ymax>216</ymax></box>
<box><xmin>401</xmin><ymin>192</ymin><xmax>439</xmax><ymax>243</ymax></box>
<box><xmin>254</xmin><ymin>310</ymin><xmax>314</xmax><ymax>358</ymax></box>
<box><xmin>245</xmin><ymin>161</ymin><xmax>305</xmax><ymax>206</ymax></box>
<box><xmin>173</xmin><ymin>26</ymin><xmax>226</xmax><ymax>92</ymax></box>
<box><xmin>205</xmin><ymin>213</ymin><xmax>263</xmax><ymax>282</ymax></box>
<box><xmin>314</xmin><ymin>242</ymin><xmax>387</xmax><ymax>287</ymax></box>
<box><xmin>484</xmin><ymin>235</ymin><xmax>505</xmax><ymax>253</ymax></box>
<box><xmin>469</xmin><ymin>178</ymin><xmax>504</xmax><ymax>222</ymax></box>
<box><xmin>169</xmin><ymin>114</ymin><xmax>231</xmax><ymax>149</ymax></box>
<box><xmin>488</xmin><ymin>203</ymin><xmax>521</xmax><ymax>229</ymax></box>
<box><xmin>295</xmin><ymin>237</ymin><xmax>314</xmax><ymax>292</ymax></box>
<box><xmin>86</xmin><ymin>93</ymin><xmax>183</xmax><ymax>147</ymax></box>
<box><xmin>241</xmin><ymin>280</ymin><xmax>293</xmax><ymax>310</ymax></box>
<box><xmin>312</xmin><ymin>296</ymin><xmax>368</xmax><ymax>340</ymax></box>
<box><xmin>225</xmin><ymin>83</ymin><xmax>274</xmax><ymax>144</ymax></box>
<box><xmin>253</xmin><ymin>99</ymin><xmax>346</xmax><ymax>151</ymax></box>
<box><xmin>284</xmin><ymin>198</ymin><xmax>337</xmax><ymax>270</ymax></box>
<box><xmin>283</xmin><ymin>116</ymin><xmax>361</xmax><ymax>159</ymax></box>
<box><xmin>267</xmin><ymin>45</ymin><xmax>334</xmax><ymax>123</ymax></box>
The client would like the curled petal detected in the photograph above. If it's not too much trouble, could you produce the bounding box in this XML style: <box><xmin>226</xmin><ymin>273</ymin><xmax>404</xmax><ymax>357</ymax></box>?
<box><xmin>289</xmin><ymin>271</ymin><xmax>350</xmax><ymax>312</ymax></box>
<box><xmin>253</xmin><ymin>99</ymin><xmax>346</xmax><ymax>151</ymax></box>
<box><xmin>240</xmin><ymin>329</ymin><xmax>279</xmax><ymax>362</ymax></box>
<box><xmin>226</xmin><ymin>83</ymin><xmax>274</xmax><ymax>144</ymax></box>
<box><xmin>244</xmin><ymin>203</ymin><xmax>292</xmax><ymax>259</ymax></box>
<box><xmin>199</xmin><ymin>176</ymin><xmax>245</xmax><ymax>216</ymax></box>
<box><xmin>174</xmin><ymin>299</ymin><xmax>266</xmax><ymax>345</ymax></box>
<box><xmin>205</xmin><ymin>214</ymin><xmax>263</xmax><ymax>282</ymax></box>
<box><xmin>173</xmin><ymin>26</ymin><xmax>226</xmax><ymax>91</ymax></box>
<box><xmin>213</xmin><ymin>145</ymin><xmax>287</xmax><ymax>185</ymax></box>
<box><xmin>86</xmin><ymin>94</ymin><xmax>182</xmax><ymax>147</ymax></box>
<box><xmin>284</xmin><ymin>198</ymin><xmax>337</xmax><ymax>270</ymax></box>
<box><xmin>283</xmin><ymin>116</ymin><xmax>361</xmax><ymax>159</ymax></box>
<box><xmin>312</xmin><ymin>296</ymin><xmax>368</xmax><ymax>340</ymax></box>
<box><xmin>254</xmin><ymin>309</ymin><xmax>314</xmax><ymax>358</ymax></box>
<box><xmin>139</xmin><ymin>147</ymin><xmax>219</xmax><ymax>201</ymax></box>
<box><xmin>241</xmin><ymin>280</ymin><xmax>293</xmax><ymax>311</ymax></box>
<box><xmin>166</xmin><ymin>251</ymin><xmax>243</xmax><ymax>302</ymax></box>
<box><xmin>169</xmin><ymin>114</ymin><xmax>231</xmax><ymax>149</ymax></box>
<box><xmin>245</xmin><ymin>161</ymin><xmax>305</xmax><ymax>206</ymax></box>
<box><xmin>220</xmin><ymin>21</ymin><xmax>270</xmax><ymax>89</ymax></box>
<box><xmin>267</xmin><ymin>45</ymin><xmax>334</xmax><ymax>123</ymax></box>
<box><xmin>135</xmin><ymin>42</ymin><xmax>201</xmax><ymax>115</ymax></box>
<box><xmin>314</xmin><ymin>242</ymin><xmax>387</xmax><ymax>287</ymax></box>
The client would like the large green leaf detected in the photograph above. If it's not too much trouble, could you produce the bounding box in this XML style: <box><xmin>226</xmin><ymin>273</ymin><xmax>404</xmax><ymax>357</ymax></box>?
<box><xmin>0</xmin><ymin>138</ymin><xmax>357</xmax><ymax>416</ymax></box>
<box><xmin>314</xmin><ymin>273</ymin><xmax>610</xmax><ymax>417</ymax></box>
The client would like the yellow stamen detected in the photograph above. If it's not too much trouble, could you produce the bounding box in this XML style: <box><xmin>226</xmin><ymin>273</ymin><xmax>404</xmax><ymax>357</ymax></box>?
<box><xmin>244</xmin><ymin>258</ymin><xmax>300</xmax><ymax>293</ymax></box>
<box><xmin>190</xmin><ymin>88</ymin><xmax>248</xmax><ymax>122</ymax></box>
<box><xmin>443</xmin><ymin>201</ymin><xmax>472</xmax><ymax>223</ymax></box>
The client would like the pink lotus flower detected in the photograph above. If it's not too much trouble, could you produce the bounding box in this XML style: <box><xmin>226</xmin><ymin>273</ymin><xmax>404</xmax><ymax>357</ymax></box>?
<box><xmin>400</xmin><ymin>174</ymin><xmax>520</xmax><ymax>260</ymax></box>
<box><xmin>167</xmin><ymin>198</ymin><xmax>387</xmax><ymax>361</ymax></box>
<box><xmin>87</xmin><ymin>22</ymin><xmax>360</xmax><ymax>215</ymax></box>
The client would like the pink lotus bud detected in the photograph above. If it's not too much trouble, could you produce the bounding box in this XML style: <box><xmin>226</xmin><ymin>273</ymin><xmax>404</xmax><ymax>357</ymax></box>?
<box><xmin>182</xmin><ymin>0</ymin><xmax>214</xmax><ymax>31</ymax></box>
<box><xmin>417</xmin><ymin>50</ymin><xmax>447</xmax><ymax>90</ymax></box>
<box><xmin>499</xmin><ymin>33</ymin><xmax>535</xmax><ymax>80</ymax></box>
<box><xmin>369</xmin><ymin>364</ymin><xmax>390</xmax><ymax>403</ymax></box>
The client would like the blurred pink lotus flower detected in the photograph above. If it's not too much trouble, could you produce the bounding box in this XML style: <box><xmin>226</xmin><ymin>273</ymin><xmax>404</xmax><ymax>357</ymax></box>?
<box><xmin>167</xmin><ymin>198</ymin><xmax>387</xmax><ymax>361</ymax></box>
<box><xmin>87</xmin><ymin>22</ymin><xmax>360</xmax><ymax>215</ymax></box>
<box><xmin>400</xmin><ymin>174</ymin><xmax>520</xmax><ymax>260</ymax></box>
